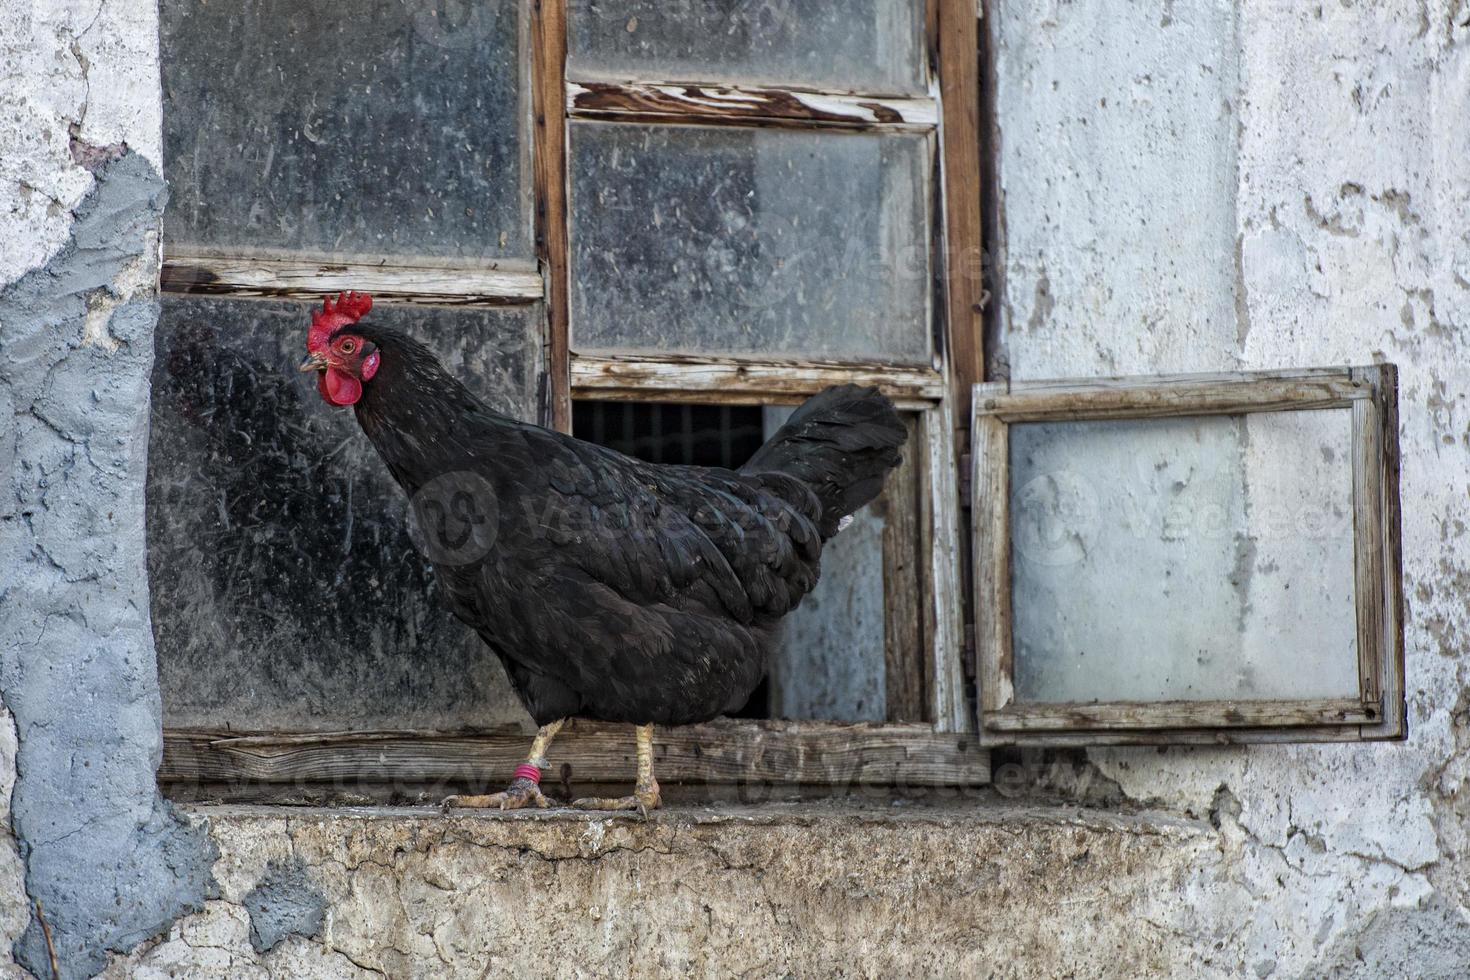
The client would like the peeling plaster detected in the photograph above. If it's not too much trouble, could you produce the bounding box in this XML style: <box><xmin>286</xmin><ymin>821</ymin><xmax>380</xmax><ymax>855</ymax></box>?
<box><xmin>995</xmin><ymin>0</ymin><xmax>1470</xmax><ymax>974</ymax></box>
<box><xmin>0</xmin><ymin>149</ymin><xmax>219</xmax><ymax>980</ymax></box>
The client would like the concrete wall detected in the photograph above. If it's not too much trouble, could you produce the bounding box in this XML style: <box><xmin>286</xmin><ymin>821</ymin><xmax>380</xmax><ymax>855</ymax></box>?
<box><xmin>992</xmin><ymin>0</ymin><xmax>1470</xmax><ymax>975</ymax></box>
<box><xmin>0</xmin><ymin>0</ymin><xmax>1466</xmax><ymax>978</ymax></box>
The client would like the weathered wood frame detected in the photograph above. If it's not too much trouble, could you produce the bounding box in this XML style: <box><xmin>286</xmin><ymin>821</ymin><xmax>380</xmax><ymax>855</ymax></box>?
<box><xmin>161</xmin><ymin>720</ymin><xmax>989</xmax><ymax>796</ymax></box>
<box><xmin>155</xmin><ymin>0</ymin><xmax>991</xmax><ymax>795</ymax></box>
<box><xmin>971</xmin><ymin>366</ymin><xmax>1406</xmax><ymax>747</ymax></box>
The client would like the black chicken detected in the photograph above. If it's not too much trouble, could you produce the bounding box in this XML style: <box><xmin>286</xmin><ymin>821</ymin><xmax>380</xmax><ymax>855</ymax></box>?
<box><xmin>299</xmin><ymin>292</ymin><xmax>905</xmax><ymax>813</ymax></box>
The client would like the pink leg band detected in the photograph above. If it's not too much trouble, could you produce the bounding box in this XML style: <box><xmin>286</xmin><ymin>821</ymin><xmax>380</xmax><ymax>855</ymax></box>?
<box><xmin>513</xmin><ymin>764</ymin><xmax>542</xmax><ymax>785</ymax></box>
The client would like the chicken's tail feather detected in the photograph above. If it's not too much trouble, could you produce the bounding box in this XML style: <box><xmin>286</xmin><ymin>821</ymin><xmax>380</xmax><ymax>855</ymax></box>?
<box><xmin>740</xmin><ymin>384</ymin><xmax>906</xmax><ymax>537</ymax></box>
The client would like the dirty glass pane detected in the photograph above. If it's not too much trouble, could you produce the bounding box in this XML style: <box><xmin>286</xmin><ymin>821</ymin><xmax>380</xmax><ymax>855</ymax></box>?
<box><xmin>149</xmin><ymin>297</ymin><xmax>543</xmax><ymax>731</ymax></box>
<box><xmin>764</xmin><ymin>407</ymin><xmax>889</xmax><ymax>722</ymax></box>
<box><xmin>160</xmin><ymin>0</ymin><xmax>531</xmax><ymax>259</ymax></box>
<box><xmin>567</xmin><ymin>0</ymin><xmax>926</xmax><ymax>95</ymax></box>
<box><xmin>1009</xmin><ymin>410</ymin><xmax>1359</xmax><ymax>703</ymax></box>
<box><xmin>570</xmin><ymin>122</ymin><xmax>932</xmax><ymax>364</ymax></box>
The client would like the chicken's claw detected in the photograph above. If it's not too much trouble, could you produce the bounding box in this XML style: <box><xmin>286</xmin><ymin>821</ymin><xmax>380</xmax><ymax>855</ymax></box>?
<box><xmin>571</xmin><ymin>781</ymin><xmax>662</xmax><ymax>821</ymax></box>
<box><xmin>442</xmin><ymin>776</ymin><xmax>552</xmax><ymax>812</ymax></box>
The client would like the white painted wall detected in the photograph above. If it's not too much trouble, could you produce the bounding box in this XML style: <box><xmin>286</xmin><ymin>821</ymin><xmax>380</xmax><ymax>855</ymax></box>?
<box><xmin>995</xmin><ymin>0</ymin><xmax>1470</xmax><ymax>972</ymax></box>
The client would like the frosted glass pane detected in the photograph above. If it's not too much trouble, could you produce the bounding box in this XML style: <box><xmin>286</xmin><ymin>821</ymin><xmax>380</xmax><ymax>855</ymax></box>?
<box><xmin>160</xmin><ymin>0</ymin><xmax>531</xmax><ymax>259</ymax></box>
<box><xmin>1009</xmin><ymin>410</ymin><xmax>1359</xmax><ymax>703</ymax></box>
<box><xmin>764</xmin><ymin>408</ymin><xmax>888</xmax><ymax>722</ymax></box>
<box><xmin>568</xmin><ymin>0</ymin><xmax>926</xmax><ymax>96</ymax></box>
<box><xmin>570</xmin><ymin>122</ymin><xmax>932</xmax><ymax>364</ymax></box>
<box><xmin>149</xmin><ymin>297</ymin><xmax>542</xmax><ymax>731</ymax></box>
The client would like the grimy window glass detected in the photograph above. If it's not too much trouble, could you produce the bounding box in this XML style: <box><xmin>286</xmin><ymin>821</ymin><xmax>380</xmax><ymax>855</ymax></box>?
<box><xmin>159</xmin><ymin>0</ymin><xmax>531</xmax><ymax>260</ymax></box>
<box><xmin>567</xmin><ymin>0</ymin><xmax>927</xmax><ymax>96</ymax></box>
<box><xmin>149</xmin><ymin>297</ymin><xmax>543</xmax><ymax>731</ymax></box>
<box><xmin>569</xmin><ymin>122</ymin><xmax>932</xmax><ymax>365</ymax></box>
<box><xmin>1008</xmin><ymin>410</ymin><xmax>1359</xmax><ymax>704</ymax></box>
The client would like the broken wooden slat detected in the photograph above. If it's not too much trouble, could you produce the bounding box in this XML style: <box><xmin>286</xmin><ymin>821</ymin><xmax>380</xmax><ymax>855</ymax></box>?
<box><xmin>159</xmin><ymin>720</ymin><xmax>991</xmax><ymax>789</ymax></box>
<box><xmin>567</xmin><ymin>80</ymin><xmax>938</xmax><ymax>131</ymax></box>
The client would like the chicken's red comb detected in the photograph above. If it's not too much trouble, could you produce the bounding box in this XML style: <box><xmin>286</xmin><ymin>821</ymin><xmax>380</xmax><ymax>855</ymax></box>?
<box><xmin>307</xmin><ymin>291</ymin><xmax>373</xmax><ymax>353</ymax></box>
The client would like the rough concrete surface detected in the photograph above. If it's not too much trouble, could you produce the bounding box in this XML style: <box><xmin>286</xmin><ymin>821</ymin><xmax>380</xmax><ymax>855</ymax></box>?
<box><xmin>242</xmin><ymin>859</ymin><xmax>327</xmax><ymax>955</ymax></box>
<box><xmin>96</xmin><ymin>802</ymin><xmax>1230</xmax><ymax>979</ymax></box>
<box><xmin>0</xmin><ymin>149</ymin><xmax>219</xmax><ymax>978</ymax></box>
<box><xmin>1</xmin><ymin>3</ymin><xmax>217</xmax><ymax>978</ymax></box>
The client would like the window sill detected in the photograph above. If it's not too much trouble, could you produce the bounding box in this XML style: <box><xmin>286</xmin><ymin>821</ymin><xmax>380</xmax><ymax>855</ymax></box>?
<box><xmin>160</xmin><ymin>719</ymin><xmax>991</xmax><ymax>803</ymax></box>
<box><xmin>181</xmin><ymin>797</ymin><xmax>1207</xmax><ymax>839</ymax></box>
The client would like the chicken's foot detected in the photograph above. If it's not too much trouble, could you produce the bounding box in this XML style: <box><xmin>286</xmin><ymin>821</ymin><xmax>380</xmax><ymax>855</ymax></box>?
<box><xmin>573</xmin><ymin>723</ymin><xmax>662</xmax><ymax>818</ymax></box>
<box><xmin>443</xmin><ymin>719</ymin><xmax>564</xmax><ymax>811</ymax></box>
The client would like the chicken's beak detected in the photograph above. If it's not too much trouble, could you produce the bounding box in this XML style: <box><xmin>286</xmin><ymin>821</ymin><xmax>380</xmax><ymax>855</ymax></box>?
<box><xmin>299</xmin><ymin>351</ymin><xmax>329</xmax><ymax>372</ymax></box>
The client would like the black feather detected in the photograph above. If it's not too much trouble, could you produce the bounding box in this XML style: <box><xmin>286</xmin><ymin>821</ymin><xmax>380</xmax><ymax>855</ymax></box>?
<box><xmin>338</xmin><ymin>326</ymin><xmax>907</xmax><ymax>726</ymax></box>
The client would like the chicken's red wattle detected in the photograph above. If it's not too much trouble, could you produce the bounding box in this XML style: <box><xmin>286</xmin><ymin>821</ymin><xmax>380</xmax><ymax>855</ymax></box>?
<box><xmin>319</xmin><ymin>367</ymin><xmax>362</xmax><ymax>406</ymax></box>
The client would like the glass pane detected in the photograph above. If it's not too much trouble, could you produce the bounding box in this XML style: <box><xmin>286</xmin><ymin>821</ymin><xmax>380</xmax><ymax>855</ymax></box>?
<box><xmin>1009</xmin><ymin>410</ymin><xmax>1359</xmax><ymax>703</ymax></box>
<box><xmin>149</xmin><ymin>297</ymin><xmax>543</xmax><ymax>731</ymax></box>
<box><xmin>764</xmin><ymin>407</ymin><xmax>889</xmax><ymax>722</ymax></box>
<box><xmin>570</xmin><ymin>122</ymin><xmax>932</xmax><ymax>364</ymax></box>
<box><xmin>568</xmin><ymin>0</ymin><xmax>926</xmax><ymax>96</ymax></box>
<box><xmin>160</xmin><ymin>0</ymin><xmax>531</xmax><ymax>259</ymax></box>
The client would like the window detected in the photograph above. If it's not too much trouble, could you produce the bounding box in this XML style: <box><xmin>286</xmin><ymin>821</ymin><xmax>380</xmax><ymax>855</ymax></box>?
<box><xmin>152</xmin><ymin>0</ymin><xmax>990</xmax><ymax>801</ymax></box>
<box><xmin>971</xmin><ymin>367</ymin><xmax>1406</xmax><ymax>745</ymax></box>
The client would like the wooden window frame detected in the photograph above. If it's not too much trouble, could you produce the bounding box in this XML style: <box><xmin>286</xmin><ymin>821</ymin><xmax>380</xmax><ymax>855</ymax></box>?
<box><xmin>970</xmin><ymin>366</ymin><xmax>1407</xmax><ymax>747</ymax></box>
<box><xmin>155</xmin><ymin>0</ymin><xmax>991</xmax><ymax>797</ymax></box>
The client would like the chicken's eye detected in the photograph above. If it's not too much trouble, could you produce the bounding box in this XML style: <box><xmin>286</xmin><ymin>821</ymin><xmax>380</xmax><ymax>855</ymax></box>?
<box><xmin>339</xmin><ymin>339</ymin><xmax>357</xmax><ymax>354</ymax></box>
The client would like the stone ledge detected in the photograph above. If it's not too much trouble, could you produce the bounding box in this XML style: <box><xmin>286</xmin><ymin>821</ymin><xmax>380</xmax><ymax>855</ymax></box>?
<box><xmin>186</xmin><ymin>797</ymin><xmax>1210</xmax><ymax>836</ymax></box>
<box><xmin>146</xmin><ymin>799</ymin><xmax>1228</xmax><ymax>978</ymax></box>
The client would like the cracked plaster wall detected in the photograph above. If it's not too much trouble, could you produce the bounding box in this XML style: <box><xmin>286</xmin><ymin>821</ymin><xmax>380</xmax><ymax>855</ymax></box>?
<box><xmin>3</xmin><ymin>0</ymin><xmax>1470</xmax><ymax>978</ymax></box>
<box><xmin>994</xmin><ymin>0</ymin><xmax>1470</xmax><ymax>976</ymax></box>
<box><xmin>2</xmin><ymin>2</ymin><xmax>216</xmax><ymax>979</ymax></box>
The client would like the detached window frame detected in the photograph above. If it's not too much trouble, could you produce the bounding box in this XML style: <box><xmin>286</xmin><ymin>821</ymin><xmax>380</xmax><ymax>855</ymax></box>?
<box><xmin>970</xmin><ymin>366</ymin><xmax>1406</xmax><ymax>746</ymax></box>
<box><xmin>156</xmin><ymin>0</ymin><xmax>993</xmax><ymax>798</ymax></box>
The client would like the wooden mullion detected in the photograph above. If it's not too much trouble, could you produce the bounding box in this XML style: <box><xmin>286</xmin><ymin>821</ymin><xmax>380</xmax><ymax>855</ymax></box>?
<box><xmin>567</xmin><ymin>80</ymin><xmax>938</xmax><ymax>132</ymax></box>
<box><xmin>532</xmin><ymin>0</ymin><xmax>572</xmax><ymax>432</ymax></box>
<box><xmin>971</xmin><ymin>412</ymin><xmax>1011</xmax><ymax>717</ymax></box>
<box><xmin>934</xmin><ymin>0</ymin><xmax>985</xmax><ymax>427</ymax></box>
<box><xmin>883</xmin><ymin>413</ymin><xmax>928</xmax><ymax>723</ymax></box>
<box><xmin>924</xmin><ymin>398</ymin><xmax>972</xmax><ymax>731</ymax></box>
<box><xmin>159</xmin><ymin>721</ymin><xmax>991</xmax><ymax>789</ymax></box>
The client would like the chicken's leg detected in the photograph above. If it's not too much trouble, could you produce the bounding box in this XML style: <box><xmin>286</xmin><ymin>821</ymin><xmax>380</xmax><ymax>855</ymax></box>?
<box><xmin>572</xmin><ymin>723</ymin><xmax>662</xmax><ymax>818</ymax></box>
<box><xmin>443</xmin><ymin>719</ymin><xmax>564</xmax><ymax>811</ymax></box>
